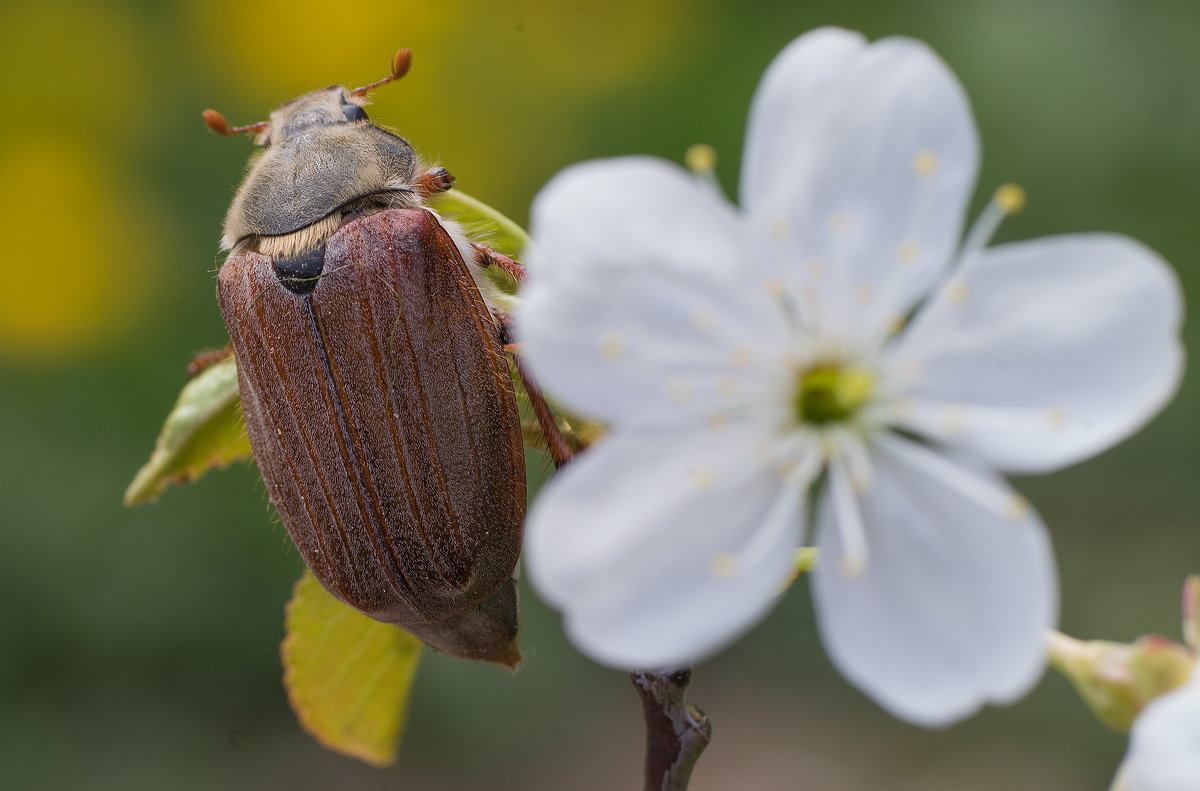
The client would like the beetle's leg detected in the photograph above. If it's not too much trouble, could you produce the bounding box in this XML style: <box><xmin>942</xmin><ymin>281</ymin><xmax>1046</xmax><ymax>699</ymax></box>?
<box><xmin>492</xmin><ymin>309</ymin><xmax>575</xmax><ymax>468</ymax></box>
<box><xmin>415</xmin><ymin>166</ymin><xmax>455</xmax><ymax>198</ymax></box>
<box><xmin>473</xmin><ymin>243</ymin><xmax>528</xmax><ymax>284</ymax></box>
<box><xmin>187</xmin><ymin>344</ymin><xmax>233</xmax><ymax>379</ymax></box>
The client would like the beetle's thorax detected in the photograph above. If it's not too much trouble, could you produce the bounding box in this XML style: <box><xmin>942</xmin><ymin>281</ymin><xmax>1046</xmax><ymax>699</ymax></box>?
<box><xmin>220</xmin><ymin>86</ymin><xmax>421</xmax><ymax>258</ymax></box>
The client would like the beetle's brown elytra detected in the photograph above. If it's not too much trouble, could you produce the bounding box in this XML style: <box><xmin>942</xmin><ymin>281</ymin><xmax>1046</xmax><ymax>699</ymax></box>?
<box><xmin>210</xmin><ymin>50</ymin><xmax>526</xmax><ymax>666</ymax></box>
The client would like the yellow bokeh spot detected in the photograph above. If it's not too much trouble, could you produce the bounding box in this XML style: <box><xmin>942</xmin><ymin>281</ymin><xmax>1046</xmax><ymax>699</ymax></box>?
<box><xmin>0</xmin><ymin>138</ymin><xmax>157</xmax><ymax>358</ymax></box>
<box><xmin>187</xmin><ymin>0</ymin><xmax>462</xmax><ymax>103</ymax></box>
<box><xmin>0</xmin><ymin>2</ymin><xmax>146</xmax><ymax>142</ymax></box>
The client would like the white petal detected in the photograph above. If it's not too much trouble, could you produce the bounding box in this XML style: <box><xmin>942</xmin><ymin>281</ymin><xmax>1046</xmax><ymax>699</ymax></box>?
<box><xmin>741</xmin><ymin>28</ymin><xmax>979</xmax><ymax>343</ymax></box>
<box><xmin>811</xmin><ymin>434</ymin><xmax>1056</xmax><ymax>727</ymax></box>
<box><xmin>886</xmin><ymin>234</ymin><xmax>1184</xmax><ymax>474</ymax></box>
<box><xmin>1125</xmin><ymin>672</ymin><xmax>1200</xmax><ymax>791</ymax></box>
<box><xmin>525</xmin><ymin>426</ymin><xmax>807</xmax><ymax>669</ymax></box>
<box><xmin>518</xmin><ymin>157</ymin><xmax>788</xmax><ymax>428</ymax></box>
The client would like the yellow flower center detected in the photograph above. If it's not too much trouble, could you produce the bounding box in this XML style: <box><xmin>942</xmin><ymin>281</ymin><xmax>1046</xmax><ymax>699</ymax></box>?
<box><xmin>795</xmin><ymin>364</ymin><xmax>874</xmax><ymax>424</ymax></box>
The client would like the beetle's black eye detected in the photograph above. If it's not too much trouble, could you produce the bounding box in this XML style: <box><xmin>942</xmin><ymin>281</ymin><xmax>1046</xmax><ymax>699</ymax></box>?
<box><xmin>341</xmin><ymin>103</ymin><xmax>368</xmax><ymax>122</ymax></box>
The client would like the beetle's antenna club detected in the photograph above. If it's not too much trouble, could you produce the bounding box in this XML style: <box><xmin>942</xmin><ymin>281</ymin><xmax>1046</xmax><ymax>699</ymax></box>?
<box><xmin>349</xmin><ymin>48</ymin><xmax>412</xmax><ymax>97</ymax></box>
<box><xmin>203</xmin><ymin>109</ymin><xmax>269</xmax><ymax>137</ymax></box>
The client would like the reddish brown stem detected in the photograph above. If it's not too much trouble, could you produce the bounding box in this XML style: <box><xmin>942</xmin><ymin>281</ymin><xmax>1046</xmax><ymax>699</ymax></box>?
<box><xmin>632</xmin><ymin>669</ymin><xmax>711</xmax><ymax>791</ymax></box>
<box><xmin>493</xmin><ymin>301</ymin><xmax>711</xmax><ymax>788</ymax></box>
<box><xmin>493</xmin><ymin>308</ymin><xmax>573</xmax><ymax>468</ymax></box>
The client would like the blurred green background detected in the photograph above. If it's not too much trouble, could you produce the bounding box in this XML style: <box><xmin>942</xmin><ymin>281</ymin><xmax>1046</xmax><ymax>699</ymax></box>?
<box><xmin>1</xmin><ymin>0</ymin><xmax>1196</xmax><ymax>788</ymax></box>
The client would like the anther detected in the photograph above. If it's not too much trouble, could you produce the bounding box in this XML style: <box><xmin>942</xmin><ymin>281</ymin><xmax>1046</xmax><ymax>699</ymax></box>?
<box><xmin>599</xmin><ymin>333</ymin><xmax>625</xmax><ymax>360</ymax></box>
<box><xmin>912</xmin><ymin>150</ymin><xmax>939</xmax><ymax>177</ymax></box>
<box><xmin>690</xmin><ymin>309</ymin><xmax>715</xmax><ymax>331</ymax></box>
<box><xmin>838</xmin><ymin>553</ymin><xmax>867</xmax><ymax>579</ymax></box>
<box><xmin>685</xmin><ymin>143</ymin><xmax>718</xmax><ymax>175</ymax></box>
<box><xmin>994</xmin><ymin>183</ymin><xmax>1027</xmax><ymax>215</ymax></box>
<box><xmin>896</xmin><ymin>240</ymin><xmax>920</xmax><ymax>264</ymax></box>
<box><xmin>666</xmin><ymin>378</ymin><xmax>692</xmax><ymax>404</ymax></box>
<box><xmin>830</xmin><ymin>212</ymin><xmax>853</xmax><ymax>235</ymax></box>
<box><xmin>691</xmin><ymin>466</ymin><xmax>716</xmax><ymax>490</ymax></box>
<box><xmin>709</xmin><ymin>552</ymin><xmax>739</xmax><ymax>579</ymax></box>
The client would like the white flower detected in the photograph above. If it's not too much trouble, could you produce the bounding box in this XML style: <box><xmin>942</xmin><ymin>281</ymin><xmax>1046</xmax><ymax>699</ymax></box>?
<box><xmin>1117</xmin><ymin>669</ymin><xmax>1200</xmax><ymax>791</ymax></box>
<box><xmin>516</xmin><ymin>27</ymin><xmax>1184</xmax><ymax>726</ymax></box>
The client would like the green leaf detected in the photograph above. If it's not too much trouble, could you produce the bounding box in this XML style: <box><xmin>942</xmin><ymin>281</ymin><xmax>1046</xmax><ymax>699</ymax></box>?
<box><xmin>282</xmin><ymin>570</ymin><xmax>422</xmax><ymax>767</ymax></box>
<box><xmin>123</xmin><ymin>355</ymin><xmax>251</xmax><ymax>505</ymax></box>
<box><xmin>430</xmin><ymin>188</ymin><xmax>531</xmax><ymax>258</ymax></box>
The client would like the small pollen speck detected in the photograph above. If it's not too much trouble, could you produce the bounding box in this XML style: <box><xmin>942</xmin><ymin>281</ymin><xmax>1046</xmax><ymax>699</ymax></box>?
<box><xmin>943</xmin><ymin>405</ymin><xmax>967</xmax><ymax>434</ymax></box>
<box><xmin>1003</xmin><ymin>495</ymin><xmax>1031</xmax><ymax>522</ymax></box>
<box><xmin>945</xmin><ymin>280</ymin><xmax>969</xmax><ymax>306</ymax></box>
<box><xmin>709</xmin><ymin>552</ymin><xmax>739</xmax><ymax>579</ymax></box>
<box><xmin>718</xmin><ymin>375</ymin><xmax>739</xmax><ymax>399</ymax></box>
<box><xmin>690</xmin><ymin>309</ymin><xmax>715</xmax><ymax>331</ymax></box>
<box><xmin>838</xmin><ymin>554</ymin><xmax>867</xmax><ymax>579</ymax></box>
<box><xmin>731</xmin><ymin>346</ymin><xmax>753</xmax><ymax>368</ymax></box>
<box><xmin>805</xmin><ymin>258</ymin><xmax>826</xmax><ymax>279</ymax></box>
<box><xmin>599</xmin><ymin>333</ymin><xmax>625</xmax><ymax>359</ymax></box>
<box><xmin>830</xmin><ymin>212</ymin><xmax>853</xmax><ymax>235</ymax></box>
<box><xmin>855</xmin><ymin>284</ymin><xmax>875</xmax><ymax>306</ymax></box>
<box><xmin>776</xmin><ymin>460</ymin><xmax>796</xmax><ymax>481</ymax></box>
<box><xmin>912</xmin><ymin>150</ymin><xmax>938</xmax><ymax>177</ymax></box>
<box><xmin>770</xmin><ymin>217</ymin><xmax>791</xmax><ymax>239</ymax></box>
<box><xmin>850</xmin><ymin>473</ymin><xmax>871</xmax><ymax>495</ymax></box>
<box><xmin>708</xmin><ymin>413</ymin><xmax>730</xmax><ymax>432</ymax></box>
<box><xmin>666</xmin><ymin>377</ymin><xmax>692</xmax><ymax>404</ymax></box>
<box><xmin>897</xmin><ymin>240</ymin><xmax>920</xmax><ymax>264</ymax></box>
<box><xmin>885</xmin><ymin>314</ymin><xmax>906</xmax><ymax>336</ymax></box>
<box><xmin>691</xmin><ymin>465</ymin><xmax>716</xmax><ymax>490</ymax></box>
<box><xmin>764</xmin><ymin>277</ymin><xmax>787</xmax><ymax>299</ymax></box>
<box><xmin>1047</xmin><ymin>406</ymin><xmax>1069</xmax><ymax>431</ymax></box>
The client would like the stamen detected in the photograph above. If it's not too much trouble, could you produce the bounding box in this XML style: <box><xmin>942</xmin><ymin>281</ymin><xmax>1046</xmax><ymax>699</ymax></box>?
<box><xmin>684</xmin><ymin>143</ymin><xmax>717</xmax><ymax>175</ymax></box>
<box><xmin>685</xmin><ymin>143</ymin><xmax>723</xmax><ymax>194</ymax></box>
<box><xmin>829</xmin><ymin>460</ymin><xmax>869</xmax><ymax>577</ymax></box>
<box><xmin>958</xmin><ymin>183</ymin><xmax>1027</xmax><ymax>265</ymax></box>
<box><xmin>894</xmin><ymin>397</ymin><xmax>1057</xmax><ymax>437</ymax></box>
<box><xmin>877</xmin><ymin>434</ymin><xmax>1030</xmax><ymax>522</ymax></box>
<box><xmin>834</xmin><ymin>428</ymin><xmax>874</xmax><ymax>493</ymax></box>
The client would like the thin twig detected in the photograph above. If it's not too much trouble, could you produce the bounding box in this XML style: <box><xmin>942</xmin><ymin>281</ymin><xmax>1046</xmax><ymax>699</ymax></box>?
<box><xmin>631</xmin><ymin>668</ymin><xmax>712</xmax><ymax>791</ymax></box>
<box><xmin>503</xmin><ymin>327</ymin><xmax>712</xmax><ymax>788</ymax></box>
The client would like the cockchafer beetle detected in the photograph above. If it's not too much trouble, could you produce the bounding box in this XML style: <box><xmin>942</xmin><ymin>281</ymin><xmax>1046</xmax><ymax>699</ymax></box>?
<box><xmin>207</xmin><ymin>49</ymin><xmax>566</xmax><ymax>667</ymax></box>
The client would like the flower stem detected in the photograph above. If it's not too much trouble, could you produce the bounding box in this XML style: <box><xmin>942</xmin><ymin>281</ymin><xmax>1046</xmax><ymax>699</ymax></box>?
<box><xmin>630</xmin><ymin>668</ymin><xmax>712</xmax><ymax>791</ymax></box>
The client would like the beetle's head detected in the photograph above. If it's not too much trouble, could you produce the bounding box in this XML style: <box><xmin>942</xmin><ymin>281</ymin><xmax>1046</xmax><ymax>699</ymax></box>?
<box><xmin>203</xmin><ymin>48</ymin><xmax>411</xmax><ymax>145</ymax></box>
<box><xmin>262</xmin><ymin>87</ymin><xmax>370</xmax><ymax>146</ymax></box>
